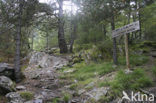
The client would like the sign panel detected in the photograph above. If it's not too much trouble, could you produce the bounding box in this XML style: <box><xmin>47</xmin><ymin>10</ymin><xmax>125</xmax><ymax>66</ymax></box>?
<box><xmin>112</xmin><ymin>21</ymin><xmax>140</xmax><ymax>38</ymax></box>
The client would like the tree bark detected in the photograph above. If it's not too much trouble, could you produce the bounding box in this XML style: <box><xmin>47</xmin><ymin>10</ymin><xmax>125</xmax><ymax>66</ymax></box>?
<box><xmin>15</xmin><ymin>0</ymin><xmax>23</xmax><ymax>83</ymax></box>
<box><xmin>69</xmin><ymin>19</ymin><xmax>77</xmax><ymax>53</ymax></box>
<box><xmin>58</xmin><ymin>0</ymin><xmax>68</xmax><ymax>53</ymax></box>
<box><xmin>110</xmin><ymin>2</ymin><xmax>118</xmax><ymax>65</ymax></box>
<box><xmin>138</xmin><ymin>1</ymin><xmax>142</xmax><ymax>39</ymax></box>
<box><xmin>46</xmin><ymin>33</ymin><xmax>49</xmax><ymax>50</ymax></box>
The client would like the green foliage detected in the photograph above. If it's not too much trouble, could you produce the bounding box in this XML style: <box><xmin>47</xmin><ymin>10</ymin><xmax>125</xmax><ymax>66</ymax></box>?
<box><xmin>142</xmin><ymin>2</ymin><xmax>156</xmax><ymax>41</ymax></box>
<box><xmin>118</xmin><ymin>54</ymin><xmax>149</xmax><ymax>66</ymax></box>
<box><xmin>152</xmin><ymin>66</ymin><xmax>156</xmax><ymax>76</ymax></box>
<box><xmin>20</xmin><ymin>91</ymin><xmax>34</xmax><ymax>101</ymax></box>
<box><xmin>52</xmin><ymin>98</ymin><xmax>60</xmax><ymax>103</ymax></box>
<box><xmin>98</xmin><ymin>81</ymin><xmax>110</xmax><ymax>87</ymax></box>
<box><xmin>63</xmin><ymin>93</ymin><xmax>71</xmax><ymax>103</ymax></box>
<box><xmin>111</xmin><ymin>68</ymin><xmax>153</xmax><ymax>96</ymax></box>
<box><xmin>74</xmin><ymin>44</ymin><xmax>92</xmax><ymax>52</ymax></box>
<box><xmin>69</xmin><ymin>84</ymin><xmax>78</xmax><ymax>90</ymax></box>
<box><xmin>96</xmin><ymin>40</ymin><xmax>113</xmax><ymax>59</ymax></box>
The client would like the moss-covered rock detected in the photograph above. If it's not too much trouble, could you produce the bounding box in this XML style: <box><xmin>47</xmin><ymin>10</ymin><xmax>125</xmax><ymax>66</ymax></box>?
<box><xmin>19</xmin><ymin>91</ymin><xmax>34</xmax><ymax>101</ymax></box>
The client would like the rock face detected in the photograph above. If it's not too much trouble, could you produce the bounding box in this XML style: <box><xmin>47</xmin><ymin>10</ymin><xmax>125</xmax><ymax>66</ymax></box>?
<box><xmin>29</xmin><ymin>52</ymin><xmax>68</xmax><ymax>69</ymax></box>
<box><xmin>6</xmin><ymin>92</ymin><xmax>24</xmax><ymax>103</ymax></box>
<box><xmin>0</xmin><ymin>76</ymin><xmax>16</xmax><ymax>95</ymax></box>
<box><xmin>0</xmin><ymin>63</ymin><xmax>14</xmax><ymax>80</ymax></box>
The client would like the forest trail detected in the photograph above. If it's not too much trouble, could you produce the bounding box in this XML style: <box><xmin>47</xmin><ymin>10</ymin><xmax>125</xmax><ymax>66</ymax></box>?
<box><xmin>18</xmin><ymin>52</ymin><xmax>69</xmax><ymax>102</ymax></box>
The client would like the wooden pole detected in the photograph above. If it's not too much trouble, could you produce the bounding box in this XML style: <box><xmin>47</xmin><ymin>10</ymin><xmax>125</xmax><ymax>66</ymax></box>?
<box><xmin>125</xmin><ymin>34</ymin><xmax>130</xmax><ymax>70</ymax></box>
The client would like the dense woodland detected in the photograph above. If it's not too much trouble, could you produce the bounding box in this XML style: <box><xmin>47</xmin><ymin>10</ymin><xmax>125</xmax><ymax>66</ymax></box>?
<box><xmin>0</xmin><ymin>0</ymin><xmax>156</xmax><ymax>103</ymax></box>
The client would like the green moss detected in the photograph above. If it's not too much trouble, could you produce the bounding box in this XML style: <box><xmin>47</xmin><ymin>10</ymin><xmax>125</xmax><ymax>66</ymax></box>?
<box><xmin>20</xmin><ymin>91</ymin><xmax>34</xmax><ymax>101</ymax></box>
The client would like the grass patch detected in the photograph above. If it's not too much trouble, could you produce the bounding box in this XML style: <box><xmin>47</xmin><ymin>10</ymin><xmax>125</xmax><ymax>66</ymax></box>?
<box><xmin>59</xmin><ymin>61</ymin><xmax>116</xmax><ymax>89</ymax></box>
<box><xmin>119</xmin><ymin>54</ymin><xmax>149</xmax><ymax>66</ymax></box>
<box><xmin>19</xmin><ymin>91</ymin><xmax>34</xmax><ymax>101</ymax></box>
<box><xmin>69</xmin><ymin>84</ymin><xmax>78</xmax><ymax>90</ymax></box>
<box><xmin>70</xmin><ymin>62</ymin><xmax>115</xmax><ymax>81</ymax></box>
<box><xmin>62</xmin><ymin>93</ymin><xmax>71</xmax><ymax>103</ymax></box>
<box><xmin>98</xmin><ymin>81</ymin><xmax>110</xmax><ymax>87</ymax></box>
<box><xmin>110</xmin><ymin>68</ymin><xmax>153</xmax><ymax>96</ymax></box>
<box><xmin>51</xmin><ymin>98</ymin><xmax>60</xmax><ymax>103</ymax></box>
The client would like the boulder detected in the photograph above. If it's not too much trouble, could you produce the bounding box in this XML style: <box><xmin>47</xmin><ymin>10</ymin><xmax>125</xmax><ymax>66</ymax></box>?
<box><xmin>0</xmin><ymin>76</ymin><xmax>16</xmax><ymax>95</ymax></box>
<box><xmin>6</xmin><ymin>92</ymin><xmax>24</xmax><ymax>103</ymax></box>
<box><xmin>0</xmin><ymin>63</ymin><xmax>14</xmax><ymax>80</ymax></box>
<box><xmin>29</xmin><ymin>52</ymin><xmax>68</xmax><ymax>69</ymax></box>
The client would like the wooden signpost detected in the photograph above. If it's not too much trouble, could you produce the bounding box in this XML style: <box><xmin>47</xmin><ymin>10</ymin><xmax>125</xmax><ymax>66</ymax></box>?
<box><xmin>112</xmin><ymin>21</ymin><xmax>140</xmax><ymax>69</ymax></box>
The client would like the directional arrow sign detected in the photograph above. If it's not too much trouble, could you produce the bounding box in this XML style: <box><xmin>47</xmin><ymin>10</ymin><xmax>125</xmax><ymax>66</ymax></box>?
<box><xmin>112</xmin><ymin>21</ymin><xmax>140</xmax><ymax>38</ymax></box>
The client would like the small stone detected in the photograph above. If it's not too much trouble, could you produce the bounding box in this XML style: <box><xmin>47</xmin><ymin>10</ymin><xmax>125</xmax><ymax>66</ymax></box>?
<box><xmin>125</xmin><ymin>69</ymin><xmax>133</xmax><ymax>74</ymax></box>
<box><xmin>71</xmin><ymin>99</ymin><xmax>79</xmax><ymax>103</ymax></box>
<box><xmin>85</xmin><ymin>87</ymin><xmax>110</xmax><ymax>101</ymax></box>
<box><xmin>64</xmin><ymin>69</ymin><xmax>75</xmax><ymax>73</ymax></box>
<box><xmin>16</xmin><ymin>86</ymin><xmax>26</xmax><ymax>91</ymax></box>
<box><xmin>78</xmin><ymin>89</ymin><xmax>86</xmax><ymax>95</ymax></box>
<box><xmin>85</xmin><ymin>82</ymin><xmax>94</xmax><ymax>89</ymax></box>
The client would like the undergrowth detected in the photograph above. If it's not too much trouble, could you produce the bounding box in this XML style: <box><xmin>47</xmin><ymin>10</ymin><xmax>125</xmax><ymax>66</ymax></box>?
<box><xmin>110</xmin><ymin>68</ymin><xmax>153</xmax><ymax>96</ymax></box>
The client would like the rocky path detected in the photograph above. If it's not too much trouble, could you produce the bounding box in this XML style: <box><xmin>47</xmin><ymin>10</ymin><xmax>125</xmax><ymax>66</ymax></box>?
<box><xmin>18</xmin><ymin>52</ymin><xmax>69</xmax><ymax>102</ymax></box>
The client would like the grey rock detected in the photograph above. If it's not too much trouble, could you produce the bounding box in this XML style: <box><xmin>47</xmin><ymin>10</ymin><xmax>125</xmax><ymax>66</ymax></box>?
<box><xmin>0</xmin><ymin>63</ymin><xmax>14</xmax><ymax>79</ymax></box>
<box><xmin>29</xmin><ymin>52</ymin><xmax>68</xmax><ymax>69</ymax></box>
<box><xmin>6</xmin><ymin>92</ymin><xmax>24</xmax><ymax>103</ymax></box>
<box><xmin>85</xmin><ymin>82</ymin><xmax>94</xmax><ymax>89</ymax></box>
<box><xmin>78</xmin><ymin>89</ymin><xmax>86</xmax><ymax>95</ymax></box>
<box><xmin>150</xmin><ymin>50</ymin><xmax>156</xmax><ymax>57</ymax></box>
<box><xmin>16</xmin><ymin>86</ymin><xmax>26</xmax><ymax>91</ymax></box>
<box><xmin>0</xmin><ymin>76</ymin><xmax>16</xmax><ymax>94</ymax></box>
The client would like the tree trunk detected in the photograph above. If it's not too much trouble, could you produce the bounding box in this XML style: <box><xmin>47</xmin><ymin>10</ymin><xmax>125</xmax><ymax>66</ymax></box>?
<box><xmin>15</xmin><ymin>0</ymin><xmax>23</xmax><ymax>83</ymax></box>
<box><xmin>46</xmin><ymin>33</ymin><xmax>49</xmax><ymax>50</ymax></box>
<box><xmin>31</xmin><ymin>34</ymin><xmax>34</xmax><ymax>51</ymax></box>
<box><xmin>138</xmin><ymin>1</ymin><xmax>142</xmax><ymax>39</ymax></box>
<box><xmin>58</xmin><ymin>0</ymin><xmax>68</xmax><ymax>53</ymax></box>
<box><xmin>69</xmin><ymin>20</ymin><xmax>77</xmax><ymax>53</ymax></box>
<box><xmin>110</xmin><ymin>2</ymin><xmax>118</xmax><ymax>65</ymax></box>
